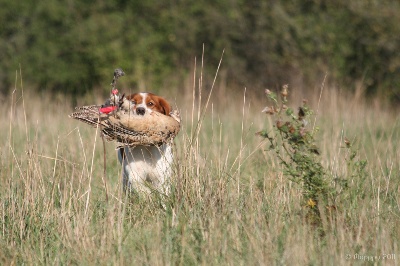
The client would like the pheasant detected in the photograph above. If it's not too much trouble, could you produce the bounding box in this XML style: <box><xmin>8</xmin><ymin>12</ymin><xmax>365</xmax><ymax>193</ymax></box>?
<box><xmin>69</xmin><ymin>89</ymin><xmax>180</xmax><ymax>147</ymax></box>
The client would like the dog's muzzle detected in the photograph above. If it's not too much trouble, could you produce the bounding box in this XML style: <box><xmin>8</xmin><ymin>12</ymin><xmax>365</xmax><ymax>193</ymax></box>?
<box><xmin>136</xmin><ymin>107</ymin><xmax>146</xmax><ymax>115</ymax></box>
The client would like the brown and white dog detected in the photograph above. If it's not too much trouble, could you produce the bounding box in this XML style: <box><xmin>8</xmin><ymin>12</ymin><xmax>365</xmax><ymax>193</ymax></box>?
<box><xmin>118</xmin><ymin>92</ymin><xmax>174</xmax><ymax>194</ymax></box>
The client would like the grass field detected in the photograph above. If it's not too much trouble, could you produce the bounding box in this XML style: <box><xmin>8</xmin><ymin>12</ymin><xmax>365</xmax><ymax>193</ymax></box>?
<box><xmin>0</xmin><ymin>72</ymin><xmax>399</xmax><ymax>265</ymax></box>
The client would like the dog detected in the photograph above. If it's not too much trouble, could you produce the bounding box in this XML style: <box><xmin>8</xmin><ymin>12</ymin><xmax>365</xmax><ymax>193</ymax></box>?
<box><xmin>118</xmin><ymin>92</ymin><xmax>174</xmax><ymax>195</ymax></box>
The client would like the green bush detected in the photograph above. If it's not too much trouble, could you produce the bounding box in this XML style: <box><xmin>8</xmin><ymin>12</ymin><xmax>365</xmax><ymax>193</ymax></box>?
<box><xmin>1</xmin><ymin>0</ymin><xmax>399</xmax><ymax>101</ymax></box>
<box><xmin>258</xmin><ymin>85</ymin><xmax>369</xmax><ymax>229</ymax></box>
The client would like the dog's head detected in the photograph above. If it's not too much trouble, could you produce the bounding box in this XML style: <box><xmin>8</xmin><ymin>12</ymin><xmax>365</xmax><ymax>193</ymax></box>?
<box><xmin>126</xmin><ymin>92</ymin><xmax>171</xmax><ymax>116</ymax></box>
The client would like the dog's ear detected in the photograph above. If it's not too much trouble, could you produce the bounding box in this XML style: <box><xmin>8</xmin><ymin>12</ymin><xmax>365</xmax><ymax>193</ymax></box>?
<box><xmin>125</xmin><ymin>93</ymin><xmax>138</xmax><ymax>102</ymax></box>
<box><xmin>157</xmin><ymin>96</ymin><xmax>172</xmax><ymax>116</ymax></box>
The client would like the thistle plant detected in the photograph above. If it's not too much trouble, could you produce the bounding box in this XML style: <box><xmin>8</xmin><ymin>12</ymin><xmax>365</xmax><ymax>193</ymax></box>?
<box><xmin>258</xmin><ymin>85</ymin><xmax>332</xmax><ymax>223</ymax></box>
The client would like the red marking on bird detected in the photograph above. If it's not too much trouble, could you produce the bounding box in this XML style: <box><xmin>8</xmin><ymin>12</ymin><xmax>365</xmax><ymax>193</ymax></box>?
<box><xmin>99</xmin><ymin>106</ymin><xmax>117</xmax><ymax>114</ymax></box>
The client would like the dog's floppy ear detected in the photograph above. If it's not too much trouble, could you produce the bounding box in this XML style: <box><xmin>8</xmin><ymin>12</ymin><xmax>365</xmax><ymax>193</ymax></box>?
<box><xmin>157</xmin><ymin>96</ymin><xmax>172</xmax><ymax>116</ymax></box>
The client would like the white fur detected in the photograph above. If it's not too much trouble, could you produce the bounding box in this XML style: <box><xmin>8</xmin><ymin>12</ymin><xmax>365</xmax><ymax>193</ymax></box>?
<box><xmin>118</xmin><ymin>144</ymin><xmax>173</xmax><ymax>194</ymax></box>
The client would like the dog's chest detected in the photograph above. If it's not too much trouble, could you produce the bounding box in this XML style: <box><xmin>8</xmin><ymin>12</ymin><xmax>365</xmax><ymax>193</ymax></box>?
<box><xmin>121</xmin><ymin>144</ymin><xmax>173</xmax><ymax>185</ymax></box>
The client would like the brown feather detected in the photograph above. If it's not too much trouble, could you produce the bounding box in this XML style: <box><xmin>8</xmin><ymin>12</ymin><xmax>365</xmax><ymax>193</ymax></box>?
<box><xmin>69</xmin><ymin>97</ymin><xmax>180</xmax><ymax>147</ymax></box>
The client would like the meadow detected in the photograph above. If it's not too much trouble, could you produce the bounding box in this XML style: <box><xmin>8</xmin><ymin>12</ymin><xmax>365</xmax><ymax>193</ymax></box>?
<box><xmin>0</xmin><ymin>70</ymin><xmax>399</xmax><ymax>265</ymax></box>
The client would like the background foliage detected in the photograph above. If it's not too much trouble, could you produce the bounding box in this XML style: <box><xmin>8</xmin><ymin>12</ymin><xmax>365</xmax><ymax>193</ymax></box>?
<box><xmin>1</xmin><ymin>1</ymin><xmax>400</xmax><ymax>263</ymax></box>
<box><xmin>1</xmin><ymin>0</ymin><xmax>400</xmax><ymax>100</ymax></box>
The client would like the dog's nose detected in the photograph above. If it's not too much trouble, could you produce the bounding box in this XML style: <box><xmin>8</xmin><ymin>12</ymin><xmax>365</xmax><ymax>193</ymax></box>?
<box><xmin>136</xmin><ymin>107</ymin><xmax>146</xmax><ymax>115</ymax></box>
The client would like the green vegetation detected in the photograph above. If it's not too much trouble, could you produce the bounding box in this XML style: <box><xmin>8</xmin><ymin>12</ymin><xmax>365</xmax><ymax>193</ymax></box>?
<box><xmin>1</xmin><ymin>0</ymin><xmax>400</xmax><ymax>101</ymax></box>
<box><xmin>1</xmin><ymin>0</ymin><xmax>400</xmax><ymax>263</ymax></box>
<box><xmin>258</xmin><ymin>85</ymin><xmax>370</xmax><ymax>229</ymax></box>
<box><xmin>259</xmin><ymin>85</ymin><xmax>332</xmax><ymax>226</ymax></box>
<box><xmin>0</xmin><ymin>67</ymin><xmax>399</xmax><ymax>264</ymax></box>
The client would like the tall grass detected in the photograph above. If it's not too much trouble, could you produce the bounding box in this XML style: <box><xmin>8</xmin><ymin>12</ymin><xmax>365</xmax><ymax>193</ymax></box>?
<box><xmin>0</xmin><ymin>68</ymin><xmax>399</xmax><ymax>265</ymax></box>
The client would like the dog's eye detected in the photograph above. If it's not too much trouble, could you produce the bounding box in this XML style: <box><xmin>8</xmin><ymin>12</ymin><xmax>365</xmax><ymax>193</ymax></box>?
<box><xmin>148</xmin><ymin>102</ymin><xmax>154</xmax><ymax>106</ymax></box>
<box><xmin>131</xmin><ymin>101</ymin><xmax>137</xmax><ymax>105</ymax></box>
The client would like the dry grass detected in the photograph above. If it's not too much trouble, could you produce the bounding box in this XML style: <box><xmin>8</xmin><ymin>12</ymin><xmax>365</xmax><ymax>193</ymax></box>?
<box><xmin>0</xmin><ymin>70</ymin><xmax>399</xmax><ymax>265</ymax></box>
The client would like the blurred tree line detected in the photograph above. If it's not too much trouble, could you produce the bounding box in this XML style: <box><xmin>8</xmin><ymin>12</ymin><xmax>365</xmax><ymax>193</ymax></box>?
<box><xmin>1</xmin><ymin>0</ymin><xmax>399</xmax><ymax>101</ymax></box>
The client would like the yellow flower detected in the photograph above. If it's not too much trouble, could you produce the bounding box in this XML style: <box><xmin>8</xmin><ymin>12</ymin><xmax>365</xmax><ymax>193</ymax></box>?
<box><xmin>307</xmin><ymin>198</ymin><xmax>317</xmax><ymax>208</ymax></box>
